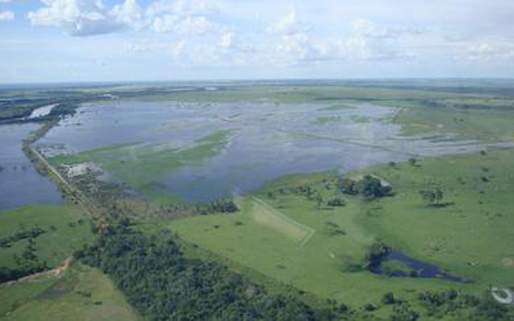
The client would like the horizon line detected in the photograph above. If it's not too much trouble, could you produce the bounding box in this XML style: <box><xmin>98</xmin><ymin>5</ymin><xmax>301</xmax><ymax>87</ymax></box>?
<box><xmin>2</xmin><ymin>76</ymin><xmax>514</xmax><ymax>87</ymax></box>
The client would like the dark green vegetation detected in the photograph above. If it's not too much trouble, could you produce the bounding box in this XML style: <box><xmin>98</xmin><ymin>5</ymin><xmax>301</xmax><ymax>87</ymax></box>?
<box><xmin>364</xmin><ymin>242</ymin><xmax>391</xmax><ymax>271</ymax></box>
<box><xmin>339</xmin><ymin>175</ymin><xmax>393</xmax><ymax>199</ymax></box>
<box><xmin>0</xmin><ymin>100</ymin><xmax>81</xmax><ymax>124</ymax></box>
<box><xmin>0</xmin><ymin>226</ymin><xmax>46</xmax><ymax>249</ymax></box>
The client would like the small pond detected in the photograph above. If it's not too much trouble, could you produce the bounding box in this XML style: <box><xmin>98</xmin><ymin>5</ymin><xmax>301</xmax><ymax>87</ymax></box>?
<box><xmin>370</xmin><ymin>249</ymin><xmax>471</xmax><ymax>283</ymax></box>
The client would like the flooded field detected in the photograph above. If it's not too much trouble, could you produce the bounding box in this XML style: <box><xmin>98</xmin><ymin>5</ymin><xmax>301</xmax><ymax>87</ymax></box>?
<box><xmin>38</xmin><ymin>99</ymin><xmax>502</xmax><ymax>202</ymax></box>
<box><xmin>0</xmin><ymin>124</ymin><xmax>62</xmax><ymax>210</ymax></box>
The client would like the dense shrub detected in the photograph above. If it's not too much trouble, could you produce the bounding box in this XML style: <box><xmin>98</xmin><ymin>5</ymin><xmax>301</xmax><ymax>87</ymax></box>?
<box><xmin>327</xmin><ymin>197</ymin><xmax>346</xmax><ymax>207</ymax></box>
<box><xmin>364</xmin><ymin>241</ymin><xmax>390</xmax><ymax>270</ymax></box>
<box><xmin>0</xmin><ymin>226</ymin><xmax>46</xmax><ymax>248</ymax></box>
<box><xmin>339</xmin><ymin>176</ymin><xmax>392</xmax><ymax>199</ymax></box>
<box><xmin>196</xmin><ymin>198</ymin><xmax>239</xmax><ymax>215</ymax></box>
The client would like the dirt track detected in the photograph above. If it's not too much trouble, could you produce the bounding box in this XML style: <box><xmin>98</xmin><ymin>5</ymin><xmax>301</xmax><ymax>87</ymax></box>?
<box><xmin>2</xmin><ymin>258</ymin><xmax>72</xmax><ymax>287</ymax></box>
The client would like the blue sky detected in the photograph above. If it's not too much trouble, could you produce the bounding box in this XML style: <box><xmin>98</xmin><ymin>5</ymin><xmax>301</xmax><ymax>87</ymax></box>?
<box><xmin>1</xmin><ymin>0</ymin><xmax>514</xmax><ymax>83</ymax></box>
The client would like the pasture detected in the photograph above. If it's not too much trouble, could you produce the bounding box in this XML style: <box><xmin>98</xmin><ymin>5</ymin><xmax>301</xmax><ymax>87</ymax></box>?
<box><xmin>0</xmin><ymin>264</ymin><xmax>142</xmax><ymax>321</ymax></box>
<box><xmin>163</xmin><ymin>148</ymin><xmax>514</xmax><ymax>308</ymax></box>
<box><xmin>0</xmin><ymin>204</ymin><xmax>94</xmax><ymax>269</ymax></box>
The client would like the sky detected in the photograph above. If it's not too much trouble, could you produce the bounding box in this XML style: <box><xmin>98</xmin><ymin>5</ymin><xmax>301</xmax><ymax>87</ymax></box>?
<box><xmin>1</xmin><ymin>0</ymin><xmax>514</xmax><ymax>83</ymax></box>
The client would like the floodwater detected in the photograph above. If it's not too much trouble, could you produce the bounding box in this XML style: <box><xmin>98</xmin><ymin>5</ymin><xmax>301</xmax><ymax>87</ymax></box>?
<box><xmin>37</xmin><ymin>99</ymin><xmax>498</xmax><ymax>202</ymax></box>
<box><xmin>0</xmin><ymin>123</ymin><xmax>62</xmax><ymax>210</ymax></box>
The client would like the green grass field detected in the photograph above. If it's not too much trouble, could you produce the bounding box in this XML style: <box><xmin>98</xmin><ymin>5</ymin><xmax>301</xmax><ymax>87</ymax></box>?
<box><xmin>354</xmin><ymin>148</ymin><xmax>514</xmax><ymax>287</ymax></box>
<box><xmin>0</xmin><ymin>263</ymin><xmax>142</xmax><ymax>321</ymax></box>
<box><xmin>156</xmin><ymin>148</ymin><xmax>514</xmax><ymax>310</ymax></box>
<box><xmin>0</xmin><ymin>204</ymin><xmax>94</xmax><ymax>269</ymax></box>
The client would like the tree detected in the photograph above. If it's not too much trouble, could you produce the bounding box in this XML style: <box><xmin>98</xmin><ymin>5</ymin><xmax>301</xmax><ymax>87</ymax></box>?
<box><xmin>327</xmin><ymin>197</ymin><xmax>346</xmax><ymax>207</ymax></box>
<box><xmin>364</xmin><ymin>241</ymin><xmax>390</xmax><ymax>270</ymax></box>
<box><xmin>339</xmin><ymin>176</ymin><xmax>392</xmax><ymax>199</ymax></box>
<box><xmin>382</xmin><ymin>292</ymin><xmax>396</xmax><ymax>305</ymax></box>
<box><xmin>339</xmin><ymin>178</ymin><xmax>358</xmax><ymax>195</ymax></box>
<box><xmin>391</xmin><ymin>304</ymin><xmax>419</xmax><ymax>321</ymax></box>
<box><xmin>315</xmin><ymin>194</ymin><xmax>323</xmax><ymax>209</ymax></box>
<box><xmin>356</xmin><ymin>175</ymin><xmax>393</xmax><ymax>199</ymax></box>
<box><xmin>419</xmin><ymin>188</ymin><xmax>444</xmax><ymax>206</ymax></box>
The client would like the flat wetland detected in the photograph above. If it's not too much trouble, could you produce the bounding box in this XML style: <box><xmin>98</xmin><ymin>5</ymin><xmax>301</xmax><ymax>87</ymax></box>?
<box><xmin>1</xmin><ymin>81</ymin><xmax>514</xmax><ymax>320</ymax></box>
<box><xmin>39</xmin><ymin>97</ymin><xmax>507</xmax><ymax>203</ymax></box>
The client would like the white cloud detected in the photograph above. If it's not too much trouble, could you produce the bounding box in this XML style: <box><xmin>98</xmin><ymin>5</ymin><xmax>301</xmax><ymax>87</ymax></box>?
<box><xmin>150</xmin><ymin>15</ymin><xmax>176</xmax><ymax>33</ymax></box>
<box><xmin>125</xmin><ymin>38</ymin><xmax>186</xmax><ymax>59</ymax></box>
<box><xmin>268</xmin><ymin>8</ymin><xmax>309</xmax><ymax>35</ymax></box>
<box><xmin>28</xmin><ymin>0</ymin><xmax>118</xmax><ymax>36</ymax></box>
<box><xmin>466</xmin><ymin>42</ymin><xmax>514</xmax><ymax>61</ymax></box>
<box><xmin>110</xmin><ymin>0</ymin><xmax>143</xmax><ymax>30</ymax></box>
<box><xmin>170</xmin><ymin>40</ymin><xmax>185</xmax><ymax>58</ymax></box>
<box><xmin>352</xmin><ymin>19</ymin><xmax>425</xmax><ymax>39</ymax></box>
<box><xmin>173</xmin><ymin>15</ymin><xmax>216</xmax><ymax>35</ymax></box>
<box><xmin>0</xmin><ymin>10</ymin><xmax>14</xmax><ymax>21</ymax></box>
<box><xmin>147</xmin><ymin>0</ymin><xmax>222</xmax><ymax>35</ymax></box>
<box><xmin>151</xmin><ymin>15</ymin><xmax>218</xmax><ymax>35</ymax></box>
<box><xmin>146</xmin><ymin>0</ymin><xmax>217</xmax><ymax>18</ymax></box>
<box><xmin>267</xmin><ymin>16</ymin><xmax>415</xmax><ymax>66</ymax></box>
<box><xmin>27</xmin><ymin>0</ymin><xmax>144</xmax><ymax>36</ymax></box>
<box><xmin>19</xmin><ymin>0</ymin><xmax>511</xmax><ymax>74</ymax></box>
<box><xmin>352</xmin><ymin>19</ymin><xmax>392</xmax><ymax>39</ymax></box>
<box><xmin>219</xmin><ymin>31</ymin><xmax>233</xmax><ymax>48</ymax></box>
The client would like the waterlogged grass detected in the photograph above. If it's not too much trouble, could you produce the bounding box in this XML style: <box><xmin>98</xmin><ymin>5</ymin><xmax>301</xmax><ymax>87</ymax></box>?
<box><xmin>317</xmin><ymin>103</ymin><xmax>356</xmax><ymax>111</ymax></box>
<box><xmin>51</xmin><ymin>130</ymin><xmax>233</xmax><ymax>201</ymax></box>
<box><xmin>159</xmin><ymin>148</ymin><xmax>514</xmax><ymax>308</ymax></box>
<box><xmin>0</xmin><ymin>205</ymin><xmax>94</xmax><ymax>269</ymax></box>
<box><xmin>385</xmin><ymin>99</ymin><xmax>514</xmax><ymax>141</ymax></box>
<box><xmin>350</xmin><ymin>115</ymin><xmax>371</xmax><ymax>123</ymax></box>
<box><xmin>159</xmin><ymin>85</ymin><xmax>464</xmax><ymax>104</ymax></box>
<box><xmin>311</xmin><ymin>115</ymin><xmax>343</xmax><ymax>125</ymax></box>
<box><xmin>0</xmin><ymin>264</ymin><xmax>142</xmax><ymax>321</ymax></box>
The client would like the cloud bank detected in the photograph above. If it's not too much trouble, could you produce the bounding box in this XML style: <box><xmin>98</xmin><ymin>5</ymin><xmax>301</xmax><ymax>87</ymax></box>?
<box><xmin>1</xmin><ymin>0</ymin><xmax>513</xmax><ymax>82</ymax></box>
